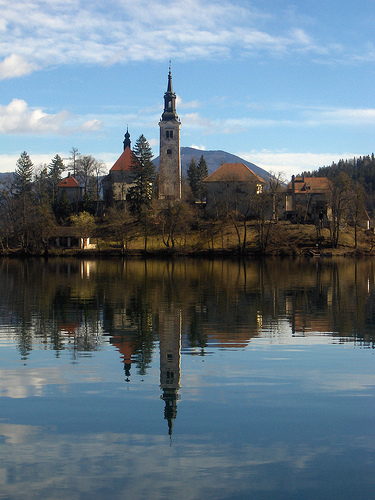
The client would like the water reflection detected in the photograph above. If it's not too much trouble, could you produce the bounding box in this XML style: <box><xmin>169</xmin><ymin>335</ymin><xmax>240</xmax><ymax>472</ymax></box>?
<box><xmin>1</xmin><ymin>257</ymin><xmax>374</xmax><ymax>358</ymax></box>
<box><xmin>0</xmin><ymin>258</ymin><xmax>375</xmax><ymax>498</ymax></box>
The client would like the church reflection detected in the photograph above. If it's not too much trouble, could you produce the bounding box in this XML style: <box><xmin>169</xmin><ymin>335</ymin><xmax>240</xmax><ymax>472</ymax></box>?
<box><xmin>109</xmin><ymin>308</ymin><xmax>182</xmax><ymax>439</ymax></box>
<box><xmin>159</xmin><ymin>308</ymin><xmax>181</xmax><ymax>439</ymax></box>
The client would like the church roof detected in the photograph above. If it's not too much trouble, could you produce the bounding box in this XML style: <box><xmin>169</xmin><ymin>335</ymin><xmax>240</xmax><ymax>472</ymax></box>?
<box><xmin>110</xmin><ymin>146</ymin><xmax>134</xmax><ymax>172</ymax></box>
<box><xmin>57</xmin><ymin>173</ymin><xmax>79</xmax><ymax>188</ymax></box>
<box><xmin>203</xmin><ymin>163</ymin><xmax>265</xmax><ymax>184</ymax></box>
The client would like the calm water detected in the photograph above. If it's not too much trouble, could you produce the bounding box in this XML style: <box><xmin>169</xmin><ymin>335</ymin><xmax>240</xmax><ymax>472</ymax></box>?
<box><xmin>0</xmin><ymin>257</ymin><xmax>374</xmax><ymax>499</ymax></box>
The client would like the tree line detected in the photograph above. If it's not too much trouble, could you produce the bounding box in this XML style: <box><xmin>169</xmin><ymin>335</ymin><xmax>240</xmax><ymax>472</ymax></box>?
<box><xmin>2</xmin><ymin>137</ymin><xmax>375</xmax><ymax>255</ymax></box>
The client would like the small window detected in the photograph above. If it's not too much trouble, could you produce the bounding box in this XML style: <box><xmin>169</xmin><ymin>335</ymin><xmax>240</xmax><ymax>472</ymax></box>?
<box><xmin>168</xmin><ymin>100</ymin><xmax>172</xmax><ymax>108</ymax></box>
<box><xmin>167</xmin><ymin>354</ymin><xmax>172</xmax><ymax>360</ymax></box>
<box><xmin>167</xmin><ymin>149</ymin><xmax>172</xmax><ymax>155</ymax></box>
<box><xmin>166</xmin><ymin>131</ymin><xmax>169</xmax><ymax>139</ymax></box>
<box><xmin>170</xmin><ymin>130</ymin><xmax>173</xmax><ymax>138</ymax></box>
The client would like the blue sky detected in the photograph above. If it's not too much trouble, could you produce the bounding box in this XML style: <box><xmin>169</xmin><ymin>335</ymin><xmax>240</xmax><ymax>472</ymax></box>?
<box><xmin>1</xmin><ymin>0</ymin><xmax>375</xmax><ymax>179</ymax></box>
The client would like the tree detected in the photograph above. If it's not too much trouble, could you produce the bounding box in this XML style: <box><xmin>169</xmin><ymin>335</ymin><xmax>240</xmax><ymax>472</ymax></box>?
<box><xmin>76</xmin><ymin>154</ymin><xmax>99</xmax><ymax>195</ymax></box>
<box><xmin>128</xmin><ymin>135</ymin><xmax>156</xmax><ymax>214</ymax></box>
<box><xmin>48</xmin><ymin>154</ymin><xmax>65</xmax><ymax>205</ymax></box>
<box><xmin>157</xmin><ymin>201</ymin><xmax>193</xmax><ymax>252</ymax></box>
<box><xmin>13</xmin><ymin>151</ymin><xmax>33</xmax><ymax>196</ymax></box>
<box><xmin>187</xmin><ymin>158</ymin><xmax>198</xmax><ymax>198</ymax></box>
<box><xmin>55</xmin><ymin>190</ymin><xmax>72</xmax><ymax>222</ymax></box>
<box><xmin>329</xmin><ymin>172</ymin><xmax>351</xmax><ymax>248</ymax></box>
<box><xmin>104</xmin><ymin>206</ymin><xmax>137</xmax><ymax>254</ymax></box>
<box><xmin>197</xmin><ymin>155</ymin><xmax>208</xmax><ymax>201</ymax></box>
<box><xmin>187</xmin><ymin>155</ymin><xmax>208</xmax><ymax>202</ymax></box>
<box><xmin>34</xmin><ymin>164</ymin><xmax>50</xmax><ymax>204</ymax></box>
<box><xmin>69</xmin><ymin>147</ymin><xmax>79</xmax><ymax>177</ymax></box>
<box><xmin>12</xmin><ymin>152</ymin><xmax>35</xmax><ymax>252</ymax></box>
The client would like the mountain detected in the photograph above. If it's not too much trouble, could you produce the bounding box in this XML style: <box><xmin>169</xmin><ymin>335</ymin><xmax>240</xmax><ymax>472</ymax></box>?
<box><xmin>153</xmin><ymin>147</ymin><xmax>271</xmax><ymax>180</ymax></box>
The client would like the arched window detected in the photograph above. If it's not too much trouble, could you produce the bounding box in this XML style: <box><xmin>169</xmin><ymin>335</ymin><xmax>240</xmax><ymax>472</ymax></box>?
<box><xmin>167</xmin><ymin>149</ymin><xmax>172</xmax><ymax>155</ymax></box>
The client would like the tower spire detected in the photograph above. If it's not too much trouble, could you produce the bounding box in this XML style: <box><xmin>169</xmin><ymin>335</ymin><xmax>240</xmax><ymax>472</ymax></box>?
<box><xmin>162</xmin><ymin>64</ymin><xmax>178</xmax><ymax>120</ymax></box>
<box><xmin>123</xmin><ymin>126</ymin><xmax>131</xmax><ymax>151</ymax></box>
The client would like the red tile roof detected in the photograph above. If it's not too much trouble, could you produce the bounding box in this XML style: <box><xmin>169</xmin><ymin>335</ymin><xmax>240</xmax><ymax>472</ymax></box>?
<box><xmin>203</xmin><ymin>163</ymin><xmax>265</xmax><ymax>183</ymax></box>
<box><xmin>57</xmin><ymin>174</ymin><xmax>79</xmax><ymax>188</ymax></box>
<box><xmin>288</xmin><ymin>176</ymin><xmax>333</xmax><ymax>194</ymax></box>
<box><xmin>110</xmin><ymin>146</ymin><xmax>134</xmax><ymax>172</ymax></box>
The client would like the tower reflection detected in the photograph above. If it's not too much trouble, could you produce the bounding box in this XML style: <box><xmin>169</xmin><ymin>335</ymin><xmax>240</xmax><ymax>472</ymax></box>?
<box><xmin>159</xmin><ymin>308</ymin><xmax>181</xmax><ymax>440</ymax></box>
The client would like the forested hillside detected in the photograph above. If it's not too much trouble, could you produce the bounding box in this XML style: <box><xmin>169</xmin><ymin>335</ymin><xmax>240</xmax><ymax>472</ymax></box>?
<box><xmin>304</xmin><ymin>154</ymin><xmax>375</xmax><ymax>215</ymax></box>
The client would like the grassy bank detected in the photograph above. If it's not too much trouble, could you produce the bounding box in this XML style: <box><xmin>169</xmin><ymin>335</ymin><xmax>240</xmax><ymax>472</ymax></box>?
<box><xmin>33</xmin><ymin>221</ymin><xmax>375</xmax><ymax>258</ymax></box>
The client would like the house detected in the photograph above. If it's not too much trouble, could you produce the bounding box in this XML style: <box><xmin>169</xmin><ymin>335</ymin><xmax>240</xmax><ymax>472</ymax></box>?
<box><xmin>57</xmin><ymin>173</ymin><xmax>82</xmax><ymax>206</ymax></box>
<box><xmin>48</xmin><ymin>226</ymin><xmax>93</xmax><ymax>250</ymax></box>
<box><xmin>285</xmin><ymin>176</ymin><xmax>333</xmax><ymax>224</ymax></box>
<box><xmin>102</xmin><ymin>128</ymin><xmax>137</xmax><ymax>204</ymax></box>
<box><xmin>203</xmin><ymin>162</ymin><xmax>266</xmax><ymax>216</ymax></box>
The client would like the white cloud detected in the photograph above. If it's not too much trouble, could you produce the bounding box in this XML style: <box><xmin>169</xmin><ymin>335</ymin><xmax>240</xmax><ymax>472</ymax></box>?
<box><xmin>315</xmin><ymin>107</ymin><xmax>375</xmax><ymax>125</ymax></box>
<box><xmin>0</xmin><ymin>0</ymin><xmax>354</xmax><ymax>78</ymax></box>
<box><xmin>0</xmin><ymin>54</ymin><xmax>38</xmax><ymax>80</ymax></box>
<box><xmin>0</xmin><ymin>99</ymin><xmax>103</xmax><ymax>135</ymax></box>
<box><xmin>238</xmin><ymin>150</ymin><xmax>360</xmax><ymax>180</ymax></box>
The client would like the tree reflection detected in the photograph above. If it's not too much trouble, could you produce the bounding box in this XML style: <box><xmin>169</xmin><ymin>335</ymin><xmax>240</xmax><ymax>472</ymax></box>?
<box><xmin>1</xmin><ymin>257</ymin><xmax>375</xmax><ymax>368</ymax></box>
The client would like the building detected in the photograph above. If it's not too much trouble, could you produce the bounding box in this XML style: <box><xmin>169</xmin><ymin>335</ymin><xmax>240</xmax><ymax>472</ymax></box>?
<box><xmin>57</xmin><ymin>172</ymin><xmax>82</xmax><ymax>206</ymax></box>
<box><xmin>285</xmin><ymin>176</ymin><xmax>333</xmax><ymax>224</ymax></box>
<box><xmin>158</xmin><ymin>67</ymin><xmax>181</xmax><ymax>200</ymax></box>
<box><xmin>159</xmin><ymin>308</ymin><xmax>181</xmax><ymax>440</ymax></box>
<box><xmin>102</xmin><ymin>128</ymin><xmax>137</xmax><ymax>204</ymax></box>
<box><xmin>203</xmin><ymin>162</ymin><xmax>266</xmax><ymax>216</ymax></box>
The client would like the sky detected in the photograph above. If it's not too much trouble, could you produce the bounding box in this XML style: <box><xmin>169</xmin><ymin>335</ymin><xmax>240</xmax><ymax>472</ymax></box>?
<box><xmin>1</xmin><ymin>0</ymin><xmax>375</xmax><ymax>180</ymax></box>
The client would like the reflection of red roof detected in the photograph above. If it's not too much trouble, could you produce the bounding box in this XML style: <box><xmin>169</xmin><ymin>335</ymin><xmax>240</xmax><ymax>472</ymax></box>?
<box><xmin>59</xmin><ymin>323</ymin><xmax>79</xmax><ymax>336</ymax></box>
<box><xmin>203</xmin><ymin>163</ymin><xmax>265</xmax><ymax>183</ymax></box>
<box><xmin>110</xmin><ymin>146</ymin><xmax>134</xmax><ymax>172</ymax></box>
<box><xmin>288</xmin><ymin>176</ymin><xmax>332</xmax><ymax>194</ymax></box>
<box><xmin>111</xmin><ymin>339</ymin><xmax>137</xmax><ymax>364</ymax></box>
<box><xmin>58</xmin><ymin>174</ymin><xmax>79</xmax><ymax>188</ymax></box>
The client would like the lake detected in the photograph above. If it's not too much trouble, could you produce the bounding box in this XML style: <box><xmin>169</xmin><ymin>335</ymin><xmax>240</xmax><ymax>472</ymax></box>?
<box><xmin>0</xmin><ymin>257</ymin><xmax>374</xmax><ymax>499</ymax></box>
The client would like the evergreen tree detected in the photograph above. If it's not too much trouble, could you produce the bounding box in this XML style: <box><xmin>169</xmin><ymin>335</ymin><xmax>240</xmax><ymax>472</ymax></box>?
<box><xmin>55</xmin><ymin>190</ymin><xmax>72</xmax><ymax>222</ymax></box>
<box><xmin>48</xmin><ymin>154</ymin><xmax>65</xmax><ymax>206</ymax></box>
<box><xmin>128</xmin><ymin>135</ymin><xmax>155</xmax><ymax>214</ymax></box>
<box><xmin>197</xmin><ymin>155</ymin><xmax>208</xmax><ymax>201</ymax></box>
<box><xmin>13</xmin><ymin>151</ymin><xmax>33</xmax><ymax>195</ymax></box>
<box><xmin>187</xmin><ymin>158</ymin><xmax>198</xmax><ymax>197</ymax></box>
<box><xmin>48</xmin><ymin>154</ymin><xmax>65</xmax><ymax>184</ymax></box>
<box><xmin>187</xmin><ymin>155</ymin><xmax>208</xmax><ymax>201</ymax></box>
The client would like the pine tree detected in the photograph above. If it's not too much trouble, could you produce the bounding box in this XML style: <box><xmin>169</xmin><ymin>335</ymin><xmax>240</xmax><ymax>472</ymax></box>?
<box><xmin>48</xmin><ymin>154</ymin><xmax>65</xmax><ymax>206</ymax></box>
<box><xmin>197</xmin><ymin>155</ymin><xmax>208</xmax><ymax>201</ymax></box>
<box><xmin>13</xmin><ymin>151</ymin><xmax>33</xmax><ymax>196</ymax></box>
<box><xmin>128</xmin><ymin>135</ymin><xmax>155</xmax><ymax>214</ymax></box>
<box><xmin>187</xmin><ymin>158</ymin><xmax>199</xmax><ymax>197</ymax></box>
<box><xmin>48</xmin><ymin>154</ymin><xmax>65</xmax><ymax>185</ymax></box>
<box><xmin>187</xmin><ymin>155</ymin><xmax>208</xmax><ymax>201</ymax></box>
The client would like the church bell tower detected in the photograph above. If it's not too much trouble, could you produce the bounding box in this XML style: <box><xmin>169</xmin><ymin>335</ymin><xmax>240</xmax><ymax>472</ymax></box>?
<box><xmin>158</xmin><ymin>66</ymin><xmax>181</xmax><ymax>200</ymax></box>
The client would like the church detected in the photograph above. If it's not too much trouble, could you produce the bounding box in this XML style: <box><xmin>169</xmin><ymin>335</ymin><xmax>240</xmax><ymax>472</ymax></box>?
<box><xmin>102</xmin><ymin>67</ymin><xmax>182</xmax><ymax>204</ymax></box>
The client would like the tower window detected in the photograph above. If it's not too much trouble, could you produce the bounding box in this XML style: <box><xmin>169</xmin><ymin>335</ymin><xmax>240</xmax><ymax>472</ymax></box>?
<box><xmin>166</xmin><ymin>130</ymin><xmax>174</xmax><ymax>139</ymax></box>
<box><xmin>168</xmin><ymin>100</ymin><xmax>172</xmax><ymax>108</ymax></box>
<box><xmin>167</xmin><ymin>149</ymin><xmax>172</xmax><ymax>155</ymax></box>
